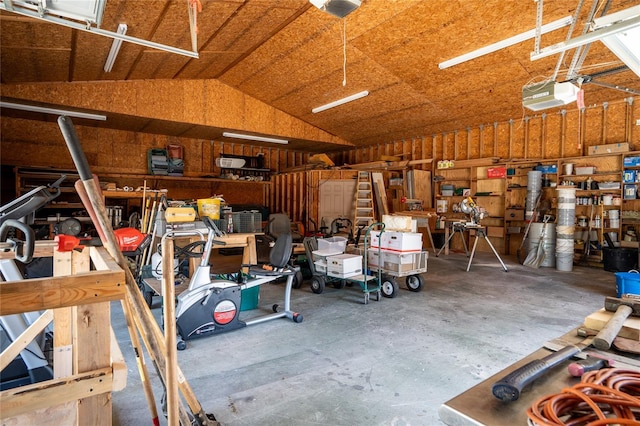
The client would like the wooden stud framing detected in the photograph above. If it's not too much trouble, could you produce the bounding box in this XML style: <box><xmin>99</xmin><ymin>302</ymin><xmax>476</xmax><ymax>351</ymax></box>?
<box><xmin>0</xmin><ymin>247</ymin><xmax>125</xmax><ymax>424</ymax></box>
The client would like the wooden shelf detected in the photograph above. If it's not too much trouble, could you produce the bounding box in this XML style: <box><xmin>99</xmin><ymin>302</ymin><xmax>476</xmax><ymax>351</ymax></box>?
<box><xmin>101</xmin><ymin>172</ymin><xmax>271</xmax><ymax>185</ymax></box>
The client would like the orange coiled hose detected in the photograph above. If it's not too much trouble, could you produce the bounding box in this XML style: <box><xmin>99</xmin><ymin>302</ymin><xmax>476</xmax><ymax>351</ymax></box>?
<box><xmin>526</xmin><ymin>368</ymin><xmax>640</xmax><ymax>426</ymax></box>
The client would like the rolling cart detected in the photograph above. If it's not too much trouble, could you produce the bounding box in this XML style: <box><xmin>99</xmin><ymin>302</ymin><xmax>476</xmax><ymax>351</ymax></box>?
<box><xmin>305</xmin><ymin>223</ymin><xmax>385</xmax><ymax>304</ymax></box>
<box><xmin>369</xmin><ymin>250</ymin><xmax>428</xmax><ymax>297</ymax></box>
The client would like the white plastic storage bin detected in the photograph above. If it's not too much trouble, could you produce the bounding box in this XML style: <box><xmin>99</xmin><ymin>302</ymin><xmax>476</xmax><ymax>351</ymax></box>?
<box><xmin>314</xmin><ymin>260</ymin><xmax>327</xmax><ymax>274</ymax></box>
<box><xmin>317</xmin><ymin>236</ymin><xmax>347</xmax><ymax>254</ymax></box>
<box><xmin>381</xmin><ymin>231</ymin><xmax>423</xmax><ymax>252</ymax></box>
<box><xmin>326</xmin><ymin>254</ymin><xmax>362</xmax><ymax>278</ymax></box>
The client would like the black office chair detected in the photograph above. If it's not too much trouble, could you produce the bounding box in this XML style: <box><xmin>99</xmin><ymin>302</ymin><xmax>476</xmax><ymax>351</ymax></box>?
<box><xmin>267</xmin><ymin>213</ymin><xmax>303</xmax><ymax>242</ymax></box>
<box><xmin>247</xmin><ymin>232</ymin><xmax>294</xmax><ymax>277</ymax></box>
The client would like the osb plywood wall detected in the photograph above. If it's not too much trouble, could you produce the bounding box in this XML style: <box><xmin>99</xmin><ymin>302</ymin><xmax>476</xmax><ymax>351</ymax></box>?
<box><xmin>332</xmin><ymin>98</ymin><xmax>638</xmax><ymax>165</ymax></box>
<box><xmin>1</xmin><ymin>117</ymin><xmax>306</xmax><ymax>205</ymax></box>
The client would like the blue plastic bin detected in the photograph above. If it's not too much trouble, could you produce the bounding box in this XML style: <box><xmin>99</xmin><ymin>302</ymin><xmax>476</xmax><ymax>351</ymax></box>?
<box><xmin>614</xmin><ymin>271</ymin><xmax>640</xmax><ymax>298</ymax></box>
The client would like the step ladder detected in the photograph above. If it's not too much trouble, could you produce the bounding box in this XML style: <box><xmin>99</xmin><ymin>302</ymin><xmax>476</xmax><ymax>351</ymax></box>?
<box><xmin>353</xmin><ymin>171</ymin><xmax>375</xmax><ymax>228</ymax></box>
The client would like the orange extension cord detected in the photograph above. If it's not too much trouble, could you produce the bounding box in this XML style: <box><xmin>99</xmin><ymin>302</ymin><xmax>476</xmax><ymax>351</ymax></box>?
<box><xmin>526</xmin><ymin>368</ymin><xmax>640</xmax><ymax>426</ymax></box>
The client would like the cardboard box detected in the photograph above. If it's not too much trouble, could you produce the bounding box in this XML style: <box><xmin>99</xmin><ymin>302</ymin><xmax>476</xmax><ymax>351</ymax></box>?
<box><xmin>588</xmin><ymin>142</ymin><xmax>630</xmax><ymax>155</ymax></box>
<box><xmin>367</xmin><ymin>250</ymin><xmax>381</xmax><ymax>267</ymax></box>
<box><xmin>369</xmin><ymin>231</ymin><xmax>382</xmax><ymax>247</ymax></box>
<box><xmin>382</xmin><ymin>214</ymin><xmax>413</xmax><ymax>232</ymax></box>
<box><xmin>327</xmin><ymin>254</ymin><xmax>362</xmax><ymax>278</ymax></box>
<box><xmin>383</xmin><ymin>261</ymin><xmax>415</xmax><ymax>273</ymax></box>
<box><xmin>624</xmin><ymin>156</ymin><xmax>640</xmax><ymax>167</ymax></box>
<box><xmin>381</xmin><ymin>231</ymin><xmax>423</xmax><ymax>252</ymax></box>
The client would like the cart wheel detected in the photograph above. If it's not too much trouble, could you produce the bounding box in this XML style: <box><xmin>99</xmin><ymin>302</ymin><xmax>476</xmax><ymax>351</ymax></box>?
<box><xmin>177</xmin><ymin>339</ymin><xmax>186</xmax><ymax>351</ymax></box>
<box><xmin>143</xmin><ymin>290</ymin><xmax>154</xmax><ymax>308</ymax></box>
<box><xmin>272</xmin><ymin>304</ymin><xmax>279</xmax><ymax>312</ymax></box>
<box><xmin>310</xmin><ymin>275</ymin><xmax>325</xmax><ymax>294</ymax></box>
<box><xmin>381</xmin><ymin>276</ymin><xmax>399</xmax><ymax>298</ymax></box>
<box><xmin>375</xmin><ymin>290</ymin><xmax>381</xmax><ymax>301</ymax></box>
<box><xmin>333</xmin><ymin>279</ymin><xmax>346</xmax><ymax>289</ymax></box>
<box><xmin>137</xmin><ymin>279</ymin><xmax>154</xmax><ymax>308</ymax></box>
<box><xmin>406</xmin><ymin>274</ymin><xmax>424</xmax><ymax>292</ymax></box>
<box><xmin>293</xmin><ymin>270</ymin><xmax>304</xmax><ymax>289</ymax></box>
<box><xmin>364</xmin><ymin>292</ymin><xmax>369</xmax><ymax>305</ymax></box>
<box><xmin>293</xmin><ymin>312</ymin><xmax>303</xmax><ymax>323</ymax></box>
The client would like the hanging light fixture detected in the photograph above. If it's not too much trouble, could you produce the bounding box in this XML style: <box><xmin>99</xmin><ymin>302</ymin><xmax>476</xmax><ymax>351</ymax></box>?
<box><xmin>312</xmin><ymin>90</ymin><xmax>369</xmax><ymax>113</ymax></box>
<box><xmin>104</xmin><ymin>23</ymin><xmax>128</xmax><ymax>72</ymax></box>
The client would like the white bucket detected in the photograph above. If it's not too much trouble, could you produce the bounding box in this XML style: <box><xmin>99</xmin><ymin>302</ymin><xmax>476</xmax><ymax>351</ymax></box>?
<box><xmin>556</xmin><ymin>253</ymin><xmax>574</xmax><ymax>272</ymax></box>
<box><xmin>528</xmin><ymin>223</ymin><xmax>557</xmax><ymax>267</ymax></box>
<box><xmin>436</xmin><ymin>199</ymin><xmax>448</xmax><ymax>213</ymax></box>
<box><xmin>602</xmin><ymin>194</ymin><xmax>613</xmax><ymax>205</ymax></box>
<box><xmin>609</xmin><ymin>209</ymin><xmax>620</xmax><ymax>219</ymax></box>
<box><xmin>564</xmin><ymin>163</ymin><xmax>574</xmax><ymax>175</ymax></box>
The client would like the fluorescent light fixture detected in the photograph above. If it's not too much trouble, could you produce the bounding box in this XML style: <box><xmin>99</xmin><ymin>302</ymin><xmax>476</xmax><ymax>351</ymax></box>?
<box><xmin>0</xmin><ymin>3</ymin><xmax>198</xmax><ymax>59</ymax></box>
<box><xmin>439</xmin><ymin>16</ymin><xmax>573</xmax><ymax>69</ymax></box>
<box><xmin>0</xmin><ymin>101</ymin><xmax>107</xmax><ymax>121</ymax></box>
<box><xmin>222</xmin><ymin>132</ymin><xmax>288</xmax><ymax>145</ymax></box>
<box><xmin>532</xmin><ymin>6</ymin><xmax>640</xmax><ymax>62</ymax></box>
<box><xmin>104</xmin><ymin>23</ymin><xmax>127</xmax><ymax>72</ymax></box>
<box><xmin>592</xmin><ymin>6</ymin><xmax>640</xmax><ymax>78</ymax></box>
<box><xmin>311</xmin><ymin>90</ymin><xmax>369</xmax><ymax>113</ymax></box>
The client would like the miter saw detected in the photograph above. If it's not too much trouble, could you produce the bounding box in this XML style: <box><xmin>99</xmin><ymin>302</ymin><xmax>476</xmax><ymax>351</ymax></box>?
<box><xmin>459</xmin><ymin>196</ymin><xmax>486</xmax><ymax>226</ymax></box>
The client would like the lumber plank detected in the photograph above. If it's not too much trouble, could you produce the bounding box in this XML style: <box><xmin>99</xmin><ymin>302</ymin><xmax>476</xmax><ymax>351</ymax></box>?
<box><xmin>53</xmin><ymin>250</ymin><xmax>73</xmax><ymax>379</ymax></box>
<box><xmin>90</xmin><ymin>246</ymin><xmax>122</xmax><ymax>272</ymax></box>
<box><xmin>110</xmin><ymin>327</ymin><xmax>127</xmax><ymax>391</ymax></box>
<box><xmin>0</xmin><ymin>401</ymin><xmax>77</xmax><ymax>426</ymax></box>
<box><xmin>584</xmin><ymin>308</ymin><xmax>640</xmax><ymax>340</ymax></box>
<box><xmin>0</xmin><ymin>240</ymin><xmax>56</xmax><ymax>260</ymax></box>
<box><xmin>0</xmin><ymin>310</ymin><xmax>53</xmax><ymax>372</ymax></box>
<box><xmin>0</xmin><ymin>269</ymin><xmax>125</xmax><ymax>315</ymax></box>
<box><xmin>73</xmin><ymin>247</ymin><xmax>111</xmax><ymax>424</ymax></box>
<box><xmin>0</xmin><ymin>368</ymin><xmax>112</xmax><ymax>419</ymax></box>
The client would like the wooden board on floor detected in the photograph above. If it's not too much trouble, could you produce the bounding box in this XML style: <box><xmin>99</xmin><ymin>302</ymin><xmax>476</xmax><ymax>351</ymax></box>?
<box><xmin>584</xmin><ymin>308</ymin><xmax>640</xmax><ymax>340</ymax></box>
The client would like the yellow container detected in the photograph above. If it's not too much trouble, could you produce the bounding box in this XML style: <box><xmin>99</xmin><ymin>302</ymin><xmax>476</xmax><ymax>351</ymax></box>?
<box><xmin>197</xmin><ymin>198</ymin><xmax>222</xmax><ymax>220</ymax></box>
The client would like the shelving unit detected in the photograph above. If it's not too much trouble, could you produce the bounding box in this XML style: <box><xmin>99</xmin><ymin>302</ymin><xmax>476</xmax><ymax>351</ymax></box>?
<box><xmin>14</xmin><ymin>166</ymin><xmax>272</xmax><ymax>237</ymax></box>
<box><xmin>621</xmin><ymin>152</ymin><xmax>640</xmax><ymax>246</ymax></box>
<box><xmin>558</xmin><ymin>154</ymin><xmax>624</xmax><ymax>263</ymax></box>
<box><xmin>472</xmin><ymin>166</ymin><xmax>506</xmax><ymax>251</ymax></box>
<box><xmin>433</xmin><ymin>166</ymin><xmax>471</xmax><ymax>213</ymax></box>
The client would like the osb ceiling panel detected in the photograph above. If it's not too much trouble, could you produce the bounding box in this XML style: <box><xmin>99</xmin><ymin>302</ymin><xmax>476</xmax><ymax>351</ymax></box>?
<box><xmin>1</xmin><ymin>0</ymin><xmax>639</xmax><ymax>152</ymax></box>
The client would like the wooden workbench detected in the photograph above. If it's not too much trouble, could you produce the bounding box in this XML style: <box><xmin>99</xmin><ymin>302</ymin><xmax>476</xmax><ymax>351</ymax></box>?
<box><xmin>438</xmin><ymin>328</ymin><xmax>640</xmax><ymax>425</ymax></box>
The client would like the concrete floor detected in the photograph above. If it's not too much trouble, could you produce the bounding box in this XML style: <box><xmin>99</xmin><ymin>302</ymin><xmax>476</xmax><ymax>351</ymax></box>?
<box><xmin>111</xmin><ymin>250</ymin><xmax>618</xmax><ymax>425</ymax></box>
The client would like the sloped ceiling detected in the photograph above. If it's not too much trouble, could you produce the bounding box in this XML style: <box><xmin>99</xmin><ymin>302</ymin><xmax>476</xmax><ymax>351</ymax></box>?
<box><xmin>1</xmin><ymin>0</ymin><xmax>639</xmax><ymax>152</ymax></box>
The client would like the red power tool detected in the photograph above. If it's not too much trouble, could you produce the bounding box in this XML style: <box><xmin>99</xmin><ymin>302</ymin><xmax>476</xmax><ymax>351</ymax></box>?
<box><xmin>113</xmin><ymin>228</ymin><xmax>152</xmax><ymax>256</ymax></box>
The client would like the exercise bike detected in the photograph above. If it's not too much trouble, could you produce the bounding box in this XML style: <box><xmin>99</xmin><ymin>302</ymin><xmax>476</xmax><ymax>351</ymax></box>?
<box><xmin>174</xmin><ymin>218</ymin><xmax>303</xmax><ymax>349</ymax></box>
